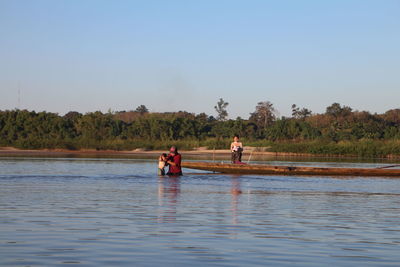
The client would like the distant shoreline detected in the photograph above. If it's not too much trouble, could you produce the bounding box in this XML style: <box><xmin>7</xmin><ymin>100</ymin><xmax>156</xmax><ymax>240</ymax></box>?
<box><xmin>2</xmin><ymin>146</ymin><xmax>400</xmax><ymax>159</ymax></box>
<box><xmin>0</xmin><ymin>146</ymin><xmax>271</xmax><ymax>157</ymax></box>
<box><xmin>0</xmin><ymin>146</ymin><xmax>325</xmax><ymax>158</ymax></box>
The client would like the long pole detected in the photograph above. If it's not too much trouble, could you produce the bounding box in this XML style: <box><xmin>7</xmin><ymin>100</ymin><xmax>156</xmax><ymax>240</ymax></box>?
<box><xmin>247</xmin><ymin>150</ymin><xmax>253</xmax><ymax>164</ymax></box>
<box><xmin>376</xmin><ymin>164</ymin><xmax>400</xmax><ymax>169</ymax></box>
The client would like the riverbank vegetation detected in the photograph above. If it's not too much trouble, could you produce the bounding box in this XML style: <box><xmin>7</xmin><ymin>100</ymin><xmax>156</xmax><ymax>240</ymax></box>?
<box><xmin>1</xmin><ymin>101</ymin><xmax>400</xmax><ymax>157</ymax></box>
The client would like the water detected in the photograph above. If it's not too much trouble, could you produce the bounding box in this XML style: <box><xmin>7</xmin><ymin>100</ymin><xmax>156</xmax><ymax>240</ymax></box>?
<box><xmin>1</xmin><ymin>158</ymin><xmax>400</xmax><ymax>266</ymax></box>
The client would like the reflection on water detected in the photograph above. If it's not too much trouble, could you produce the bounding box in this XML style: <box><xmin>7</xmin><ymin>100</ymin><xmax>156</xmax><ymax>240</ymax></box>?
<box><xmin>1</xmin><ymin>158</ymin><xmax>400</xmax><ymax>266</ymax></box>
<box><xmin>158</xmin><ymin>177</ymin><xmax>181</xmax><ymax>223</ymax></box>
<box><xmin>157</xmin><ymin>176</ymin><xmax>244</xmax><ymax>226</ymax></box>
<box><xmin>230</xmin><ymin>177</ymin><xmax>242</xmax><ymax>225</ymax></box>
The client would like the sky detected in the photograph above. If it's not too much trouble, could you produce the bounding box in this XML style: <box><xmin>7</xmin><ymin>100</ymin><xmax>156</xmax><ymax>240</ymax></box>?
<box><xmin>0</xmin><ymin>0</ymin><xmax>399</xmax><ymax>118</ymax></box>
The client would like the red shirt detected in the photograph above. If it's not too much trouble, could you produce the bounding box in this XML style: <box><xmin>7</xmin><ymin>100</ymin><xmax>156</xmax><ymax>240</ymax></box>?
<box><xmin>167</xmin><ymin>153</ymin><xmax>182</xmax><ymax>175</ymax></box>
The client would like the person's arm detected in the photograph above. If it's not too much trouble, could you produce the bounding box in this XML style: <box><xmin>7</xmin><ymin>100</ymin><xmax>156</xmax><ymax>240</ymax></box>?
<box><xmin>167</xmin><ymin>155</ymin><xmax>176</xmax><ymax>166</ymax></box>
<box><xmin>230</xmin><ymin>142</ymin><xmax>234</xmax><ymax>151</ymax></box>
<box><xmin>167</xmin><ymin>160</ymin><xmax>176</xmax><ymax>166</ymax></box>
<box><xmin>167</xmin><ymin>155</ymin><xmax>181</xmax><ymax>167</ymax></box>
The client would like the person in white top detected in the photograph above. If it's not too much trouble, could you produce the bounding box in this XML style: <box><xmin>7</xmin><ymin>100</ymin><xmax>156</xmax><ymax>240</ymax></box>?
<box><xmin>230</xmin><ymin>135</ymin><xmax>243</xmax><ymax>163</ymax></box>
<box><xmin>158</xmin><ymin>153</ymin><xmax>168</xmax><ymax>175</ymax></box>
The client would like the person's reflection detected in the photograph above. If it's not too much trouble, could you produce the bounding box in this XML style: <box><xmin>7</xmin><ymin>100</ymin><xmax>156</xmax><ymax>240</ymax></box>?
<box><xmin>158</xmin><ymin>176</ymin><xmax>180</xmax><ymax>223</ymax></box>
<box><xmin>230</xmin><ymin>176</ymin><xmax>242</xmax><ymax>225</ymax></box>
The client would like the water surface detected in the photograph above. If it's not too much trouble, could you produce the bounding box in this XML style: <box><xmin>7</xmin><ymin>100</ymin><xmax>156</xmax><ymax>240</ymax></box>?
<box><xmin>1</xmin><ymin>158</ymin><xmax>400</xmax><ymax>266</ymax></box>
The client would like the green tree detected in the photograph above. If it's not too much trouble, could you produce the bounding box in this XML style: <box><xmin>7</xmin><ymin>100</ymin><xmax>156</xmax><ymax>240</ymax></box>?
<box><xmin>249</xmin><ymin>101</ymin><xmax>276</xmax><ymax>137</ymax></box>
<box><xmin>326</xmin><ymin>103</ymin><xmax>352</xmax><ymax>118</ymax></box>
<box><xmin>291</xmin><ymin>104</ymin><xmax>312</xmax><ymax>120</ymax></box>
<box><xmin>135</xmin><ymin>105</ymin><xmax>149</xmax><ymax>114</ymax></box>
<box><xmin>214</xmin><ymin>98</ymin><xmax>229</xmax><ymax>121</ymax></box>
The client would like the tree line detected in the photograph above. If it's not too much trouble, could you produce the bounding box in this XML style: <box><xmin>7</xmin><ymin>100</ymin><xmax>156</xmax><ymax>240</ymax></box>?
<box><xmin>1</xmin><ymin>101</ymin><xmax>400</xmax><ymax>155</ymax></box>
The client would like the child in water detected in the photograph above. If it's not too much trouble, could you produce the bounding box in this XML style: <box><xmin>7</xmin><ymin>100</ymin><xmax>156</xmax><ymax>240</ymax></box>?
<box><xmin>158</xmin><ymin>153</ymin><xmax>168</xmax><ymax>175</ymax></box>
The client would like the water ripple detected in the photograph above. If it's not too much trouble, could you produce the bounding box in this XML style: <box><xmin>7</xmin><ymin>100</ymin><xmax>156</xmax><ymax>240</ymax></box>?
<box><xmin>1</xmin><ymin>158</ymin><xmax>400</xmax><ymax>266</ymax></box>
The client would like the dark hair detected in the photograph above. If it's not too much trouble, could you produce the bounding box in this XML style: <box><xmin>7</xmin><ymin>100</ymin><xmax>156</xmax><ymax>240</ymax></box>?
<box><xmin>234</xmin><ymin>135</ymin><xmax>239</xmax><ymax>139</ymax></box>
<box><xmin>162</xmin><ymin>153</ymin><xmax>167</xmax><ymax>157</ymax></box>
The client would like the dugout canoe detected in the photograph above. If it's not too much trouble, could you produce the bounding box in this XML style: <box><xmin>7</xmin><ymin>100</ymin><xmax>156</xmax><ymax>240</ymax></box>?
<box><xmin>181</xmin><ymin>161</ymin><xmax>400</xmax><ymax>177</ymax></box>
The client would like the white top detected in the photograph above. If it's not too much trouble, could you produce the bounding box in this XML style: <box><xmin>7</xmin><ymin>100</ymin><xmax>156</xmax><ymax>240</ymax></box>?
<box><xmin>158</xmin><ymin>160</ymin><xmax>166</xmax><ymax>169</ymax></box>
<box><xmin>230</xmin><ymin>141</ymin><xmax>243</xmax><ymax>152</ymax></box>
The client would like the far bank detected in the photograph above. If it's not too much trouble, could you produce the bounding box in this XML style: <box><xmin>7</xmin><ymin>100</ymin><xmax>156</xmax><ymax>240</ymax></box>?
<box><xmin>2</xmin><ymin>141</ymin><xmax>400</xmax><ymax>162</ymax></box>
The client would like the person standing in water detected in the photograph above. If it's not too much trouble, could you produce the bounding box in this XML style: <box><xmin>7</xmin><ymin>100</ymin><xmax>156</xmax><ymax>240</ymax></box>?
<box><xmin>158</xmin><ymin>153</ymin><xmax>168</xmax><ymax>176</ymax></box>
<box><xmin>166</xmin><ymin>146</ymin><xmax>182</xmax><ymax>175</ymax></box>
<box><xmin>230</xmin><ymin>135</ymin><xmax>243</xmax><ymax>163</ymax></box>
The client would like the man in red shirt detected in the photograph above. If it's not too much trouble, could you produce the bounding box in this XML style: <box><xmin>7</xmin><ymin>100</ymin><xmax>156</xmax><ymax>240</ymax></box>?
<box><xmin>166</xmin><ymin>146</ymin><xmax>182</xmax><ymax>176</ymax></box>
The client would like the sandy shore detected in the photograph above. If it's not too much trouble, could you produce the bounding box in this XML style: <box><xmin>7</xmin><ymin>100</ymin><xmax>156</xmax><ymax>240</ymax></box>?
<box><xmin>0</xmin><ymin>146</ymin><xmax>321</xmax><ymax>158</ymax></box>
<box><xmin>3</xmin><ymin>146</ymin><xmax>393</xmax><ymax>160</ymax></box>
<box><xmin>1</xmin><ymin>147</ymin><xmax>400</xmax><ymax>160</ymax></box>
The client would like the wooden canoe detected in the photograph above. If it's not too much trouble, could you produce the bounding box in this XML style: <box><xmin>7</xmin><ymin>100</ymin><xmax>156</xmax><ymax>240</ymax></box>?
<box><xmin>181</xmin><ymin>161</ymin><xmax>400</xmax><ymax>177</ymax></box>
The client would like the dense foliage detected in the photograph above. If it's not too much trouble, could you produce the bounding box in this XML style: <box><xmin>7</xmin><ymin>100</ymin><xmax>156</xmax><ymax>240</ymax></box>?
<box><xmin>1</xmin><ymin>103</ymin><xmax>400</xmax><ymax>157</ymax></box>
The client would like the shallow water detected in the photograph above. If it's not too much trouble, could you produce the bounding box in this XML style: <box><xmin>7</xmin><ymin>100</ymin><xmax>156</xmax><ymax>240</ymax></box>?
<box><xmin>1</xmin><ymin>158</ymin><xmax>400</xmax><ymax>266</ymax></box>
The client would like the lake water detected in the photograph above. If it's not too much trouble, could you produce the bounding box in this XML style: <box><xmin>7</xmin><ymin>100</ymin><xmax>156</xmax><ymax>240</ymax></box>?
<box><xmin>1</xmin><ymin>157</ymin><xmax>400</xmax><ymax>266</ymax></box>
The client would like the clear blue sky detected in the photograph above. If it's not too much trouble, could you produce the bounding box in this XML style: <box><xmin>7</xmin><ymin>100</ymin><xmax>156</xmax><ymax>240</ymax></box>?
<box><xmin>1</xmin><ymin>0</ymin><xmax>399</xmax><ymax>118</ymax></box>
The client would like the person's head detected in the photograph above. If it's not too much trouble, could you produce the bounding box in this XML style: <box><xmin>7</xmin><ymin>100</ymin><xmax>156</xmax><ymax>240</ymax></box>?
<box><xmin>169</xmin><ymin>146</ymin><xmax>178</xmax><ymax>154</ymax></box>
<box><xmin>233</xmin><ymin>135</ymin><xmax>239</xmax><ymax>142</ymax></box>
<box><xmin>161</xmin><ymin>153</ymin><xmax>167</xmax><ymax>159</ymax></box>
